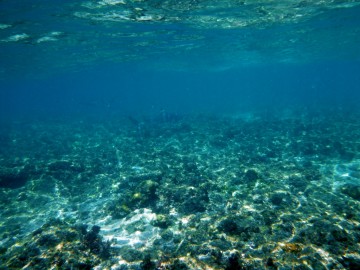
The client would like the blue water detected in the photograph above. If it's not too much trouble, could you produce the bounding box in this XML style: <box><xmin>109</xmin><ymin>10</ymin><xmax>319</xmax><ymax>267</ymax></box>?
<box><xmin>1</xmin><ymin>0</ymin><xmax>360</xmax><ymax>119</ymax></box>
<box><xmin>2</xmin><ymin>62</ymin><xmax>360</xmax><ymax>120</ymax></box>
<box><xmin>1</xmin><ymin>1</ymin><xmax>360</xmax><ymax>269</ymax></box>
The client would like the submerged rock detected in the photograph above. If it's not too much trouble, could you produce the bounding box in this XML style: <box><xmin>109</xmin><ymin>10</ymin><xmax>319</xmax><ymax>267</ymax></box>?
<box><xmin>0</xmin><ymin>167</ymin><xmax>28</xmax><ymax>188</ymax></box>
<box><xmin>244</xmin><ymin>169</ymin><xmax>260</xmax><ymax>183</ymax></box>
<box><xmin>218</xmin><ymin>218</ymin><xmax>239</xmax><ymax>235</ymax></box>
<box><xmin>340</xmin><ymin>184</ymin><xmax>360</xmax><ymax>200</ymax></box>
<box><xmin>1</xmin><ymin>111</ymin><xmax>360</xmax><ymax>269</ymax></box>
<box><xmin>339</xmin><ymin>255</ymin><xmax>360</xmax><ymax>270</ymax></box>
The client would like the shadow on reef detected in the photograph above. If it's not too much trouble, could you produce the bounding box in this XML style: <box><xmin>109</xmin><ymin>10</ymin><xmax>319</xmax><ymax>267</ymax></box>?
<box><xmin>0</xmin><ymin>165</ymin><xmax>39</xmax><ymax>189</ymax></box>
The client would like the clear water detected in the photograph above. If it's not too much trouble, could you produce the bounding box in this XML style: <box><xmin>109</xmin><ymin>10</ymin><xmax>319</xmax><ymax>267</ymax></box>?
<box><xmin>1</xmin><ymin>1</ymin><xmax>360</xmax><ymax>269</ymax></box>
<box><xmin>1</xmin><ymin>0</ymin><xmax>360</xmax><ymax>118</ymax></box>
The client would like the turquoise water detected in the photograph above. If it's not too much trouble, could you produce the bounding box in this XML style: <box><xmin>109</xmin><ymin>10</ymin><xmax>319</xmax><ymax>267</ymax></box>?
<box><xmin>1</xmin><ymin>1</ymin><xmax>360</xmax><ymax>269</ymax></box>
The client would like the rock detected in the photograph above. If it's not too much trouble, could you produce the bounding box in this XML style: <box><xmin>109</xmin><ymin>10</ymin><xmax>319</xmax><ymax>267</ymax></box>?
<box><xmin>244</xmin><ymin>169</ymin><xmax>259</xmax><ymax>183</ymax></box>
<box><xmin>141</xmin><ymin>254</ymin><xmax>156</xmax><ymax>270</ymax></box>
<box><xmin>270</xmin><ymin>193</ymin><xmax>285</xmax><ymax>206</ymax></box>
<box><xmin>152</xmin><ymin>214</ymin><xmax>172</xmax><ymax>229</ymax></box>
<box><xmin>37</xmin><ymin>234</ymin><xmax>60</xmax><ymax>247</ymax></box>
<box><xmin>225</xmin><ymin>253</ymin><xmax>245</xmax><ymax>270</ymax></box>
<box><xmin>339</xmin><ymin>255</ymin><xmax>360</xmax><ymax>270</ymax></box>
<box><xmin>340</xmin><ymin>184</ymin><xmax>360</xmax><ymax>200</ymax></box>
<box><xmin>0</xmin><ymin>167</ymin><xmax>28</xmax><ymax>189</ymax></box>
<box><xmin>218</xmin><ymin>219</ymin><xmax>238</xmax><ymax>235</ymax></box>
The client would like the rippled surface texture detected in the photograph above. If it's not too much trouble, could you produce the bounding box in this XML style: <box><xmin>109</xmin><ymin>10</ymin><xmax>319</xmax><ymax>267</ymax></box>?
<box><xmin>1</xmin><ymin>0</ymin><xmax>360</xmax><ymax>76</ymax></box>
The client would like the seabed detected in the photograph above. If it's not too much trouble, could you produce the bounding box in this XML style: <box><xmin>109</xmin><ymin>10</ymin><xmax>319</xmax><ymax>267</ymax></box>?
<box><xmin>0</xmin><ymin>107</ymin><xmax>360</xmax><ymax>269</ymax></box>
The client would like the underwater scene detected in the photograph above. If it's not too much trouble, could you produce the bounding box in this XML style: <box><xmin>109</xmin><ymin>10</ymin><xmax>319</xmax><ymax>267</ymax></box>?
<box><xmin>1</xmin><ymin>0</ymin><xmax>360</xmax><ymax>269</ymax></box>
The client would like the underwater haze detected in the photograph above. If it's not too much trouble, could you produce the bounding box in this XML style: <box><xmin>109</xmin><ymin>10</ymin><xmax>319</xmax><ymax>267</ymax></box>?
<box><xmin>1</xmin><ymin>0</ymin><xmax>360</xmax><ymax>269</ymax></box>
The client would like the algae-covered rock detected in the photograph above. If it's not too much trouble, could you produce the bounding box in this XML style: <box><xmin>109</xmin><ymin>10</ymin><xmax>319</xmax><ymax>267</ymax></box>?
<box><xmin>152</xmin><ymin>214</ymin><xmax>172</xmax><ymax>229</ymax></box>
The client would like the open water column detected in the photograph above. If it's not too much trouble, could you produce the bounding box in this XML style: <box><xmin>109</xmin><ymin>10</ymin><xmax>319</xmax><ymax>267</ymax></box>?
<box><xmin>1</xmin><ymin>0</ymin><xmax>360</xmax><ymax>269</ymax></box>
